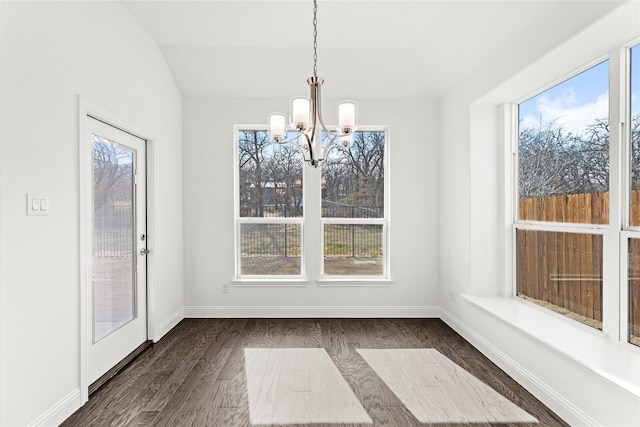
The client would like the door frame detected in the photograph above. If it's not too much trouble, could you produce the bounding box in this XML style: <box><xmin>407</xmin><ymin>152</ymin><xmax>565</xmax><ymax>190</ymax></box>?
<box><xmin>78</xmin><ymin>96</ymin><xmax>158</xmax><ymax>404</ymax></box>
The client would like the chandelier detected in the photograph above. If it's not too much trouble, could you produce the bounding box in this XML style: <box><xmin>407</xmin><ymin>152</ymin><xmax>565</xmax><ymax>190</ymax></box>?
<box><xmin>267</xmin><ymin>0</ymin><xmax>358</xmax><ymax>168</ymax></box>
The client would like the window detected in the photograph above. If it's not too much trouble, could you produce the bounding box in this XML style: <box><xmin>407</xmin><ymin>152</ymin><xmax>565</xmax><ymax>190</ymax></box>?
<box><xmin>629</xmin><ymin>43</ymin><xmax>640</xmax><ymax>346</ymax></box>
<box><xmin>516</xmin><ymin>61</ymin><xmax>609</xmax><ymax>330</ymax></box>
<box><xmin>236</xmin><ymin>130</ymin><xmax>303</xmax><ymax>277</ymax></box>
<box><xmin>235</xmin><ymin>127</ymin><xmax>389</xmax><ymax>281</ymax></box>
<box><xmin>515</xmin><ymin>42</ymin><xmax>640</xmax><ymax>347</ymax></box>
<box><xmin>322</xmin><ymin>131</ymin><xmax>386</xmax><ymax>277</ymax></box>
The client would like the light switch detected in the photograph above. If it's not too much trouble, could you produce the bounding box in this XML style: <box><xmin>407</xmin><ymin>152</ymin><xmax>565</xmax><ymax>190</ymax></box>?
<box><xmin>27</xmin><ymin>193</ymin><xmax>49</xmax><ymax>216</ymax></box>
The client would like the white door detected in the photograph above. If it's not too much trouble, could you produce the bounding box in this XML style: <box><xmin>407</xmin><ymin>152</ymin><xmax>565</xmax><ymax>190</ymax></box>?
<box><xmin>86</xmin><ymin>116</ymin><xmax>147</xmax><ymax>385</ymax></box>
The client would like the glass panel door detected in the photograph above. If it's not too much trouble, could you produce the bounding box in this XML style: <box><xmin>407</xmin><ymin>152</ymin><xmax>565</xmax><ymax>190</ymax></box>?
<box><xmin>92</xmin><ymin>135</ymin><xmax>136</xmax><ymax>342</ymax></box>
<box><xmin>85</xmin><ymin>116</ymin><xmax>147</xmax><ymax>387</ymax></box>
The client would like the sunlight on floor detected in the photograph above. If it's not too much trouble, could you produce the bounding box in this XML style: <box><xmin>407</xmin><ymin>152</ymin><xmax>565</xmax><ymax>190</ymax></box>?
<box><xmin>244</xmin><ymin>347</ymin><xmax>539</xmax><ymax>426</ymax></box>
<box><xmin>244</xmin><ymin>348</ymin><xmax>372</xmax><ymax>425</ymax></box>
<box><xmin>358</xmin><ymin>348</ymin><xmax>539</xmax><ymax>424</ymax></box>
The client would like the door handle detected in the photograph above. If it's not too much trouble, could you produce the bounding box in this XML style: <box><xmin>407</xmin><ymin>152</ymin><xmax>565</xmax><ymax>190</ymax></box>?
<box><xmin>140</xmin><ymin>248</ymin><xmax>150</xmax><ymax>256</ymax></box>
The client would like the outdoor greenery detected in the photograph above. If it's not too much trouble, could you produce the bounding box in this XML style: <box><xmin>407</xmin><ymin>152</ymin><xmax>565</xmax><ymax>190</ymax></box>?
<box><xmin>238</xmin><ymin>130</ymin><xmax>384</xmax><ymax>218</ymax></box>
<box><xmin>322</xmin><ymin>131</ymin><xmax>384</xmax><ymax>216</ymax></box>
<box><xmin>238</xmin><ymin>130</ymin><xmax>303</xmax><ymax>217</ymax></box>
<box><xmin>518</xmin><ymin>114</ymin><xmax>640</xmax><ymax>198</ymax></box>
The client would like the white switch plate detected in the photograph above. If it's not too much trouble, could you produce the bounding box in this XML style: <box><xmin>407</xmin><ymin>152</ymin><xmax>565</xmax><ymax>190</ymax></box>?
<box><xmin>27</xmin><ymin>193</ymin><xmax>49</xmax><ymax>216</ymax></box>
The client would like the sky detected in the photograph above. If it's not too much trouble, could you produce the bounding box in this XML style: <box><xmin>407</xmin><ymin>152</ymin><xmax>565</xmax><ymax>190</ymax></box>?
<box><xmin>519</xmin><ymin>44</ymin><xmax>640</xmax><ymax>135</ymax></box>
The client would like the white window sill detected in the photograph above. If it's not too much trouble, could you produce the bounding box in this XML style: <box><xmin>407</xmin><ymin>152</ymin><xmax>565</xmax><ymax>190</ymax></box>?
<box><xmin>231</xmin><ymin>279</ymin><xmax>308</xmax><ymax>287</ymax></box>
<box><xmin>230</xmin><ymin>278</ymin><xmax>394</xmax><ymax>287</ymax></box>
<box><xmin>461</xmin><ymin>294</ymin><xmax>640</xmax><ymax>397</ymax></box>
<box><xmin>316</xmin><ymin>278</ymin><xmax>394</xmax><ymax>287</ymax></box>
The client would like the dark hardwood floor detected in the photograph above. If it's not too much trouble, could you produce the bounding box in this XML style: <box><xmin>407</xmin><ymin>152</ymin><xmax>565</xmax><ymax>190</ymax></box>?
<box><xmin>61</xmin><ymin>319</ymin><xmax>568</xmax><ymax>427</ymax></box>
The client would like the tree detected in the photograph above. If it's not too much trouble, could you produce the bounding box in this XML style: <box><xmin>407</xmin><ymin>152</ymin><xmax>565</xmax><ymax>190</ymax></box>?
<box><xmin>630</xmin><ymin>114</ymin><xmax>640</xmax><ymax>190</ymax></box>
<box><xmin>238</xmin><ymin>130</ymin><xmax>271</xmax><ymax>217</ymax></box>
<box><xmin>518</xmin><ymin>119</ymin><xmax>609</xmax><ymax>198</ymax></box>
<box><xmin>322</xmin><ymin>131</ymin><xmax>385</xmax><ymax>217</ymax></box>
<box><xmin>93</xmin><ymin>139</ymin><xmax>133</xmax><ymax>206</ymax></box>
<box><xmin>93</xmin><ymin>139</ymin><xmax>134</xmax><ymax>234</ymax></box>
<box><xmin>239</xmin><ymin>130</ymin><xmax>304</xmax><ymax>217</ymax></box>
<box><xmin>265</xmin><ymin>144</ymin><xmax>303</xmax><ymax>216</ymax></box>
<box><xmin>347</xmin><ymin>131</ymin><xmax>385</xmax><ymax>209</ymax></box>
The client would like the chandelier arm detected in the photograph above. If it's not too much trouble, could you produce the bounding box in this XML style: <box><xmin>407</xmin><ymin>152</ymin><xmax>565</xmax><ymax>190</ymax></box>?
<box><xmin>302</xmin><ymin>131</ymin><xmax>318</xmax><ymax>166</ymax></box>
<box><xmin>272</xmin><ymin>132</ymin><xmax>316</xmax><ymax>166</ymax></box>
<box><xmin>321</xmin><ymin>135</ymin><xmax>341</xmax><ymax>161</ymax></box>
<box><xmin>271</xmin><ymin>131</ymin><xmax>305</xmax><ymax>146</ymax></box>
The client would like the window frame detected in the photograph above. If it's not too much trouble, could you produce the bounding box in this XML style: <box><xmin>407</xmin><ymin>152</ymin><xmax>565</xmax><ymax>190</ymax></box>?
<box><xmin>319</xmin><ymin>126</ymin><xmax>390</xmax><ymax>281</ymax></box>
<box><xmin>233</xmin><ymin>125</ymin><xmax>392</xmax><ymax>286</ymax></box>
<box><xmin>233</xmin><ymin>126</ymin><xmax>306</xmax><ymax>282</ymax></box>
<box><xmin>621</xmin><ymin>42</ymin><xmax>640</xmax><ymax>345</ymax></box>
<box><xmin>510</xmin><ymin>41</ymin><xmax>640</xmax><ymax>347</ymax></box>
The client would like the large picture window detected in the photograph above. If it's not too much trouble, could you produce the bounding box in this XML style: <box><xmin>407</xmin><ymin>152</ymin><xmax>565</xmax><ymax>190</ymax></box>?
<box><xmin>322</xmin><ymin>131</ymin><xmax>386</xmax><ymax>277</ymax></box>
<box><xmin>237</xmin><ymin>130</ymin><xmax>303</xmax><ymax>277</ymax></box>
<box><xmin>628</xmin><ymin>43</ymin><xmax>640</xmax><ymax>346</ymax></box>
<box><xmin>235</xmin><ymin>127</ymin><xmax>389</xmax><ymax>281</ymax></box>
<box><xmin>515</xmin><ymin>42</ymin><xmax>640</xmax><ymax>347</ymax></box>
<box><xmin>516</xmin><ymin>61</ymin><xmax>609</xmax><ymax>329</ymax></box>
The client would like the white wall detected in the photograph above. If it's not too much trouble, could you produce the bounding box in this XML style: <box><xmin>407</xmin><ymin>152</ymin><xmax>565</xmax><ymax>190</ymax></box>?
<box><xmin>439</xmin><ymin>2</ymin><xmax>640</xmax><ymax>425</ymax></box>
<box><xmin>183</xmin><ymin>98</ymin><xmax>439</xmax><ymax>315</ymax></box>
<box><xmin>0</xmin><ymin>2</ymin><xmax>183</xmax><ymax>425</ymax></box>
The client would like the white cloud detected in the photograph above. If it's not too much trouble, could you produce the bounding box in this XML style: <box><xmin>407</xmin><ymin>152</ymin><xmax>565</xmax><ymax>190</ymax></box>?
<box><xmin>521</xmin><ymin>88</ymin><xmax>609</xmax><ymax>135</ymax></box>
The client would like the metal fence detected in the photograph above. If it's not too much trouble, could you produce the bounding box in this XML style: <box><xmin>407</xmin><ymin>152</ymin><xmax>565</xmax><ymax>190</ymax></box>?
<box><xmin>240</xmin><ymin>222</ymin><xmax>382</xmax><ymax>259</ymax></box>
<box><xmin>240</xmin><ymin>205</ymin><xmax>303</xmax><ymax>218</ymax></box>
<box><xmin>240</xmin><ymin>204</ymin><xmax>383</xmax><ymax>218</ymax></box>
<box><xmin>241</xmin><ymin>223</ymin><xmax>301</xmax><ymax>258</ymax></box>
<box><xmin>322</xmin><ymin>205</ymin><xmax>383</xmax><ymax>218</ymax></box>
<box><xmin>94</xmin><ymin>204</ymin><xmax>133</xmax><ymax>257</ymax></box>
<box><xmin>323</xmin><ymin>224</ymin><xmax>383</xmax><ymax>258</ymax></box>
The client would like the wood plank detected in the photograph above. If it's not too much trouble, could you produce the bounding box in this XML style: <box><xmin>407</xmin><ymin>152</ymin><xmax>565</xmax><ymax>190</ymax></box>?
<box><xmin>150</xmin><ymin>319</ymin><xmax>248</xmax><ymax>426</ymax></box>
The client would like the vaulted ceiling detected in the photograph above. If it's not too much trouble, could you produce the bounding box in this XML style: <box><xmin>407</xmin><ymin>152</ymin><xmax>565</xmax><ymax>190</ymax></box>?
<box><xmin>121</xmin><ymin>1</ymin><xmax>625</xmax><ymax>100</ymax></box>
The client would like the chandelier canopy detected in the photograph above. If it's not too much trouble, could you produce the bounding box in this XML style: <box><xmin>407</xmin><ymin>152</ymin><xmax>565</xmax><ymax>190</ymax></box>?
<box><xmin>267</xmin><ymin>0</ymin><xmax>358</xmax><ymax>168</ymax></box>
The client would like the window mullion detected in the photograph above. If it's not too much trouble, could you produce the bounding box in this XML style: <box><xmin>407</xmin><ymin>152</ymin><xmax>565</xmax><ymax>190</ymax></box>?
<box><xmin>303</xmin><ymin>162</ymin><xmax>322</xmax><ymax>279</ymax></box>
<box><xmin>603</xmin><ymin>47</ymin><xmax>626</xmax><ymax>341</ymax></box>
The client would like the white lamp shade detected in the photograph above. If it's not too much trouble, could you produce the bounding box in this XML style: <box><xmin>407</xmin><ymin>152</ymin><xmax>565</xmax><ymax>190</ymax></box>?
<box><xmin>291</xmin><ymin>97</ymin><xmax>311</xmax><ymax>128</ymax></box>
<box><xmin>269</xmin><ymin>113</ymin><xmax>286</xmax><ymax>139</ymax></box>
<box><xmin>338</xmin><ymin>101</ymin><xmax>357</xmax><ymax>129</ymax></box>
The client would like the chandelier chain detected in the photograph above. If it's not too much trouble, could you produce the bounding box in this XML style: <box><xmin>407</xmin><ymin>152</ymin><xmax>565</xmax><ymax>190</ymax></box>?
<box><xmin>312</xmin><ymin>0</ymin><xmax>318</xmax><ymax>78</ymax></box>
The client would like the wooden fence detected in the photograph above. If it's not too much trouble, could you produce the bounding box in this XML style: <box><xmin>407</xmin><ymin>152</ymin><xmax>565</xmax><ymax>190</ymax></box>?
<box><xmin>518</xmin><ymin>191</ymin><xmax>640</xmax><ymax>338</ymax></box>
<box><xmin>519</xmin><ymin>192</ymin><xmax>609</xmax><ymax>224</ymax></box>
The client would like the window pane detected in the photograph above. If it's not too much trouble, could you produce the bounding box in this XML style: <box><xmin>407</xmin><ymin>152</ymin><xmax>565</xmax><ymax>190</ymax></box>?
<box><xmin>629</xmin><ymin>239</ymin><xmax>640</xmax><ymax>346</ymax></box>
<box><xmin>92</xmin><ymin>136</ymin><xmax>136</xmax><ymax>341</ymax></box>
<box><xmin>322</xmin><ymin>131</ymin><xmax>384</xmax><ymax>218</ymax></box>
<box><xmin>240</xmin><ymin>224</ymin><xmax>301</xmax><ymax>276</ymax></box>
<box><xmin>324</xmin><ymin>224</ymin><xmax>383</xmax><ymax>276</ymax></box>
<box><xmin>516</xmin><ymin>229</ymin><xmax>603</xmax><ymax>330</ymax></box>
<box><xmin>238</xmin><ymin>130</ymin><xmax>303</xmax><ymax>218</ymax></box>
<box><xmin>630</xmin><ymin>44</ymin><xmax>640</xmax><ymax>226</ymax></box>
<box><xmin>518</xmin><ymin>61</ymin><xmax>609</xmax><ymax>224</ymax></box>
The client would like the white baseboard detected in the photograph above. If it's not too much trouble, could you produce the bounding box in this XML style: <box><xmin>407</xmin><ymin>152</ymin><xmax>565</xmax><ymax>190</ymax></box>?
<box><xmin>157</xmin><ymin>307</ymin><xmax>184</xmax><ymax>341</ymax></box>
<box><xmin>27</xmin><ymin>388</ymin><xmax>81</xmax><ymax>427</ymax></box>
<box><xmin>440</xmin><ymin>309</ymin><xmax>598</xmax><ymax>427</ymax></box>
<box><xmin>184</xmin><ymin>305</ymin><xmax>440</xmax><ymax>318</ymax></box>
